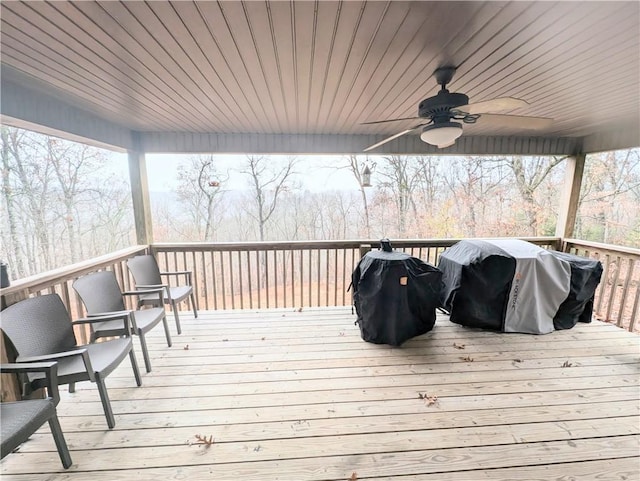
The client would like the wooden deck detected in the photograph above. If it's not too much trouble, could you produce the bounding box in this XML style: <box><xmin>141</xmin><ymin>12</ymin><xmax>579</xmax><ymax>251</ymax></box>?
<box><xmin>2</xmin><ymin>307</ymin><xmax>639</xmax><ymax>480</ymax></box>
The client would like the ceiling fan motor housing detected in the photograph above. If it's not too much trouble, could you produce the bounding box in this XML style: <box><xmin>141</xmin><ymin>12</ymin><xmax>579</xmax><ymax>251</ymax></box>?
<box><xmin>419</xmin><ymin>91</ymin><xmax>469</xmax><ymax>118</ymax></box>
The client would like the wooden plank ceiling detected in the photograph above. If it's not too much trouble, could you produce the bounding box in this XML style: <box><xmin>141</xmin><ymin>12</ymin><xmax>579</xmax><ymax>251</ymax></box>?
<box><xmin>0</xmin><ymin>1</ymin><xmax>639</xmax><ymax>150</ymax></box>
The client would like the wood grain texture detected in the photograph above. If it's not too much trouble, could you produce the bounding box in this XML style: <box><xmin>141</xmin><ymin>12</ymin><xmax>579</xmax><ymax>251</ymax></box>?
<box><xmin>1</xmin><ymin>308</ymin><xmax>638</xmax><ymax>480</ymax></box>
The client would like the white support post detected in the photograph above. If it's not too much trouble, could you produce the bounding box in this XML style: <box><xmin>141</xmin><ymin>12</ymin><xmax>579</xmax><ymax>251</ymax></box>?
<box><xmin>555</xmin><ymin>153</ymin><xmax>586</xmax><ymax>243</ymax></box>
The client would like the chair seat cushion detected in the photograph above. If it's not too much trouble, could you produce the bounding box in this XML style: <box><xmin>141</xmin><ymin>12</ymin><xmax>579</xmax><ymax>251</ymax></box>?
<box><xmin>1</xmin><ymin>400</ymin><xmax>55</xmax><ymax>457</ymax></box>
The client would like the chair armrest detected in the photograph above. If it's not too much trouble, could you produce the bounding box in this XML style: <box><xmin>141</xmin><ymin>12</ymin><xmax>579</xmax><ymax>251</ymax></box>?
<box><xmin>16</xmin><ymin>349</ymin><xmax>95</xmax><ymax>383</ymax></box>
<box><xmin>122</xmin><ymin>288</ymin><xmax>164</xmax><ymax>296</ymax></box>
<box><xmin>73</xmin><ymin>314</ymin><xmax>132</xmax><ymax>335</ymax></box>
<box><xmin>160</xmin><ymin>270</ymin><xmax>193</xmax><ymax>285</ymax></box>
<box><xmin>122</xmin><ymin>288</ymin><xmax>165</xmax><ymax>306</ymax></box>
<box><xmin>1</xmin><ymin>362</ymin><xmax>60</xmax><ymax>404</ymax></box>
<box><xmin>16</xmin><ymin>349</ymin><xmax>88</xmax><ymax>363</ymax></box>
<box><xmin>134</xmin><ymin>284</ymin><xmax>166</xmax><ymax>289</ymax></box>
<box><xmin>160</xmin><ymin>270</ymin><xmax>192</xmax><ymax>276</ymax></box>
<box><xmin>86</xmin><ymin>311</ymin><xmax>136</xmax><ymax>333</ymax></box>
<box><xmin>131</xmin><ymin>284</ymin><xmax>168</xmax><ymax>304</ymax></box>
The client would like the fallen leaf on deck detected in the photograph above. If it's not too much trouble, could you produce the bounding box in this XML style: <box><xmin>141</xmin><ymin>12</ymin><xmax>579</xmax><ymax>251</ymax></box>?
<box><xmin>348</xmin><ymin>472</ymin><xmax>358</xmax><ymax>481</ymax></box>
<box><xmin>261</xmin><ymin>337</ymin><xmax>266</xmax><ymax>340</ymax></box>
<box><xmin>561</xmin><ymin>360</ymin><xmax>573</xmax><ymax>368</ymax></box>
<box><xmin>194</xmin><ymin>434</ymin><xmax>215</xmax><ymax>447</ymax></box>
<box><xmin>183</xmin><ymin>345</ymin><xmax>189</xmax><ymax>350</ymax></box>
<box><xmin>513</xmin><ymin>358</ymin><xmax>523</xmax><ymax>363</ymax></box>
<box><xmin>296</xmin><ymin>307</ymin><xmax>303</xmax><ymax>312</ymax></box>
<box><xmin>424</xmin><ymin>395</ymin><xmax>438</xmax><ymax>406</ymax></box>
<box><xmin>461</xmin><ymin>356</ymin><xmax>474</xmax><ymax>362</ymax></box>
<box><xmin>453</xmin><ymin>343</ymin><xmax>465</xmax><ymax>349</ymax></box>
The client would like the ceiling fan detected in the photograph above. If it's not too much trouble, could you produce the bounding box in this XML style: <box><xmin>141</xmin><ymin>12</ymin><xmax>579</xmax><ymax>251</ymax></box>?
<box><xmin>362</xmin><ymin>66</ymin><xmax>553</xmax><ymax>151</ymax></box>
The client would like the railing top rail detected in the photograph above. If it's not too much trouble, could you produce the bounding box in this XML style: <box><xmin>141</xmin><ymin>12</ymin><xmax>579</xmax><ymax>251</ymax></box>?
<box><xmin>563</xmin><ymin>238</ymin><xmax>640</xmax><ymax>258</ymax></box>
<box><xmin>0</xmin><ymin>245</ymin><xmax>148</xmax><ymax>295</ymax></box>
<box><xmin>151</xmin><ymin>236</ymin><xmax>561</xmax><ymax>252</ymax></box>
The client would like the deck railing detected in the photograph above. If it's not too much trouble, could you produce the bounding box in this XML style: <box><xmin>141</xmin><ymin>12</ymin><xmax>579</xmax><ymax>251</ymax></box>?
<box><xmin>150</xmin><ymin>237</ymin><xmax>560</xmax><ymax>311</ymax></box>
<box><xmin>562</xmin><ymin>239</ymin><xmax>639</xmax><ymax>332</ymax></box>
<box><xmin>2</xmin><ymin>237</ymin><xmax>637</xmax><ymax>332</ymax></box>
<box><xmin>0</xmin><ymin>246</ymin><xmax>149</xmax><ymax>343</ymax></box>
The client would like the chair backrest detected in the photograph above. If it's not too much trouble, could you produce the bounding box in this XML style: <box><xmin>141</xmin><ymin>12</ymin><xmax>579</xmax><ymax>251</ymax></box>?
<box><xmin>73</xmin><ymin>271</ymin><xmax>126</xmax><ymax>315</ymax></box>
<box><xmin>1</xmin><ymin>294</ymin><xmax>76</xmax><ymax>357</ymax></box>
<box><xmin>127</xmin><ymin>255</ymin><xmax>162</xmax><ymax>285</ymax></box>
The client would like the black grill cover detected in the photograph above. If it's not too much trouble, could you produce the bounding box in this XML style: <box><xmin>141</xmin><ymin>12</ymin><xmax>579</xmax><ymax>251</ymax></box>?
<box><xmin>352</xmin><ymin>250</ymin><xmax>442</xmax><ymax>346</ymax></box>
<box><xmin>549</xmin><ymin>251</ymin><xmax>603</xmax><ymax>330</ymax></box>
<box><xmin>438</xmin><ymin>240</ymin><xmax>516</xmax><ymax>331</ymax></box>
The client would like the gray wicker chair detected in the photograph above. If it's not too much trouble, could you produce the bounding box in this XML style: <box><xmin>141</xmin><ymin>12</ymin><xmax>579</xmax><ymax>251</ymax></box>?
<box><xmin>1</xmin><ymin>294</ymin><xmax>142</xmax><ymax>429</ymax></box>
<box><xmin>1</xmin><ymin>362</ymin><xmax>72</xmax><ymax>469</ymax></box>
<box><xmin>127</xmin><ymin>254</ymin><xmax>198</xmax><ymax>335</ymax></box>
<box><xmin>73</xmin><ymin>270</ymin><xmax>172</xmax><ymax>373</ymax></box>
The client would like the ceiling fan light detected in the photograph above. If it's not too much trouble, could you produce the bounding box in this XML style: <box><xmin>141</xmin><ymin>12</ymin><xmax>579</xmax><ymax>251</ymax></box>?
<box><xmin>420</xmin><ymin>122</ymin><xmax>463</xmax><ymax>146</ymax></box>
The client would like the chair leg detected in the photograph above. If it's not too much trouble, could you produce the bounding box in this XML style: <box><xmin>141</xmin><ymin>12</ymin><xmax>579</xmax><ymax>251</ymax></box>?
<box><xmin>95</xmin><ymin>374</ymin><xmax>116</xmax><ymax>429</ymax></box>
<box><xmin>48</xmin><ymin>414</ymin><xmax>72</xmax><ymax>469</ymax></box>
<box><xmin>190</xmin><ymin>292</ymin><xmax>198</xmax><ymax>318</ymax></box>
<box><xmin>162</xmin><ymin>315</ymin><xmax>172</xmax><ymax>347</ymax></box>
<box><xmin>129</xmin><ymin>349</ymin><xmax>142</xmax><ymax>387</ymax></box>
<box><xmin>172</xmin><ymin>300</ymin><xmax>182</xmax><ymax>335</ymax></box>
<box><xmin>139</xmin><ymin>332</ymin><xmax>152</xmax><ymax>373</ymax></box>
<box><xmin>68</xmin><ymin>383</ymin><xmax>75</xmax><ymax>394</ymax></box>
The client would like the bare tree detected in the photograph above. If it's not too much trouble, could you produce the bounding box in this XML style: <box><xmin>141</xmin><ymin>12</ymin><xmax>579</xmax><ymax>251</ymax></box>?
<box><xmin>240</xmin><ymin>155</ymin><xmax>298</xmax><ymax>241</ymax></box>
<box><xmin>346</xmin><ymin>155</ymin><xmax>373</xmax><ymax>238</ymax></box>
<box><xmin>176</xmin><ymin>155</ymin><xmax>227</xmax><ymax>241</ymax></box>
<box><xmin>577</xmin><ymin>149</ymin><xmax>640</xmax><ymax>243</ymax></box>
<box><xmin>1</xmin><ymin>127</ymin><xmax>25</xmax><ymax>277</ymax></box>
<box><xmin>377</xmin><ymin>155</ymin><xmax>422</xmax><ymax>236</ymax></box>
<box><xmin>501</xmin><ymin>156</ymin><xmax>566</xmax><ymax>235</ymax></box>
<box><xmin>443</xmin><ymin>157</ymin><xmax>508</xmax><ymax>237</ymax></box>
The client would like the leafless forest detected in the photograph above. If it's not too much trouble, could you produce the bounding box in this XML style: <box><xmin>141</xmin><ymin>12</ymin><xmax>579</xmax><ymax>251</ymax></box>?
<box><xmin>1</xmin><ymin>126</ymin><xmax>639</xmax><ymax>280</ymax></box>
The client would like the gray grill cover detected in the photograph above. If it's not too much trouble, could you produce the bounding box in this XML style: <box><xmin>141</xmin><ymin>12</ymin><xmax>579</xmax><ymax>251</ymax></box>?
<box><xmin>439</xmin><ymin>239</ymin><xmax>601</xmax><ymax>334</ymax></box>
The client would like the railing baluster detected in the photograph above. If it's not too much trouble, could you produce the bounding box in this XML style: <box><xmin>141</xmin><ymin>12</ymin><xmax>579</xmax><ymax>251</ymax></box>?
<box><xmin>282</xmin><ymin>250</ymin><xmax>288</xmax><ymax>308</ymax></box>
<box><xmin>256</xmin><ymin>250</ymin><xmax>262</xmax><ymax>309</ymax></box>
<box><xmin>616</xmin><ymin>258</ymin><xmax>634</xmax><ymax>327</ymax></box>
<box><xmin>342</xmin><ymin>248</ymin><xmax>347</xmax><ymax>305</ymax></box>
<box><xmin>291</xmin><ymin>250</ymin><xmax>299</xmax><ymax>307</ymax></box>
<box><xmin>229</xmin><ymin>250</ymin><xmax>235</xmax><ymax>310</ymax></box>
<box><xmin>605</xmin><ymin>256</ymin><xmax>621</xmax><ymax>323</ymax></box>
<box><xmin>247</xmin><ymin>250</ymin><xmax>253</xmax><ymax>309</ymax></box>
<box><xmin>238</xmin><ymin>250</ymin><xmax>244</xmax><ymax>310</ymax></box>
<box><xmin>316</xmin><ymin>249</ymin><xmax>321</xmax><ymax>307</ymax></box>
<box><xmin>210</xmin><ymin>250</ymin><xmax>218</xmax><ymax>311</ymax></box>
<box><xmin>629</xmin><ymin>284</ymin><xmax>639</xmax><ymax>332</ymax></box>
<box><xmin>308</xmin><ymin>249</ymin><xmax>312</xmax><ymax>307</ymax></box>
<box><xmin>274</xmin><ymin>250</ymin><xmax>279</xmax><ymax>308</ymax></box>
<box><xmin>265</xmin><ymin>248</ymin><xmax>270</xmax><ymax>309</ymax></box>
<box><xmin>219</xmin><ymin>250</ymin><xmax>227</xmax><ymax>310</ymax></box>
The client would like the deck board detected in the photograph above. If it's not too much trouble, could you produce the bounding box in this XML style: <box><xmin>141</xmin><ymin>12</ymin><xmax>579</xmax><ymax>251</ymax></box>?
<box><xmin>2</xmin><ymin>307</ymin><xmax>638</xmax><ymax>480</ymax></box>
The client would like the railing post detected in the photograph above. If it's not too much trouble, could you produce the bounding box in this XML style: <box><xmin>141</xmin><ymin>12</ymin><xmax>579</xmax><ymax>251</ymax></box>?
<box><xmin>556</xmin><ymin>153</ymin><xmax>586</xmax><ymax>243</ymax></box>
<box><xmin>359</xmin><ymin>244</ymin><xmax>372</xmax><ymax>259</ymax></box>
<box><xmin>128</xmin><ymin>133</ymin><xmax>153</xmax><ymax>245</ymax></box>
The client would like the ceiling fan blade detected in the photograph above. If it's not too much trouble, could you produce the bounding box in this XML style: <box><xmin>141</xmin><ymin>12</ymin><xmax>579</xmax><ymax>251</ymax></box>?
<box><xmin>464</xmin><ymin>97</ymin><xmax>529</xmax><ymax>114</ymax></box>
<box><xmin>363</xmin><ymin>123</ymin><xmax>427</xmax><ymax>152</ymax></box>
<box><xmin>437</xmin><ymin>140</ymin><xmax>456</xmax><ymax>149</ymax></box>
<box><xmin>361</xmin><ymin>116</ymin><xmax>422</xmax><ymax>125</ymax></box>
<box><xmin>479</xmin><ymin>113</ymin><xmax>553</xmax><ymax>130</ymax></box>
